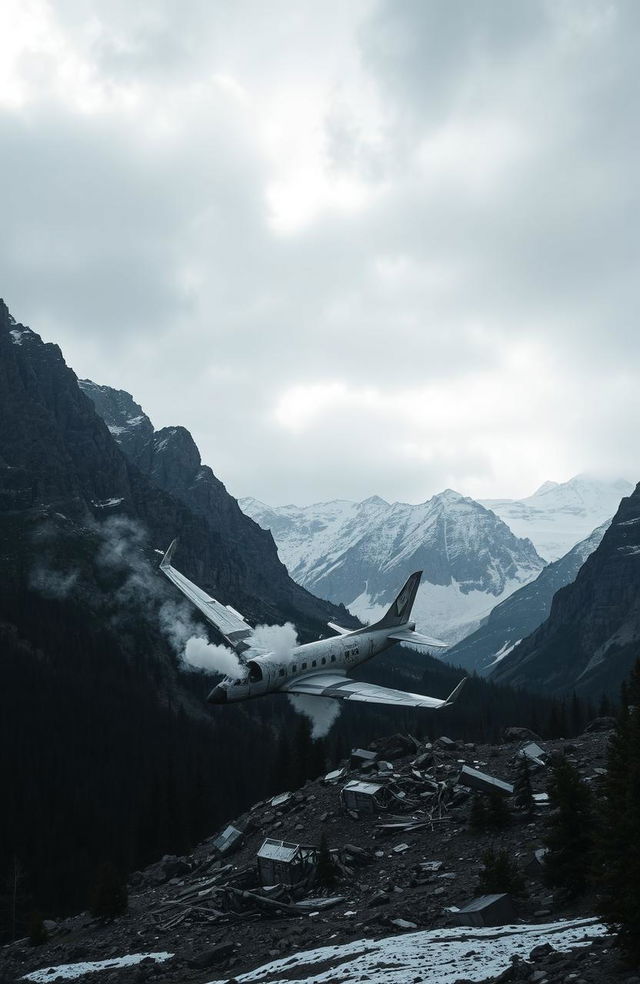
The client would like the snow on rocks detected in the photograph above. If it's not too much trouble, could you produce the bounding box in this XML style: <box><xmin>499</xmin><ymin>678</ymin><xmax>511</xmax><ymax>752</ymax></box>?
<box><xmin>240</xmin><ymin>491</ymin><xmax>545</xmax><ymax>645</ymax></box>
<box><xmin>21</xmin><ymin>951</ymin><xmax>174</xmax><ymax>982</ymax></box>
<box><xmin>205</xmin><ymin>918</ymin><xmax>606</xmax><ymax>984</ymax></box>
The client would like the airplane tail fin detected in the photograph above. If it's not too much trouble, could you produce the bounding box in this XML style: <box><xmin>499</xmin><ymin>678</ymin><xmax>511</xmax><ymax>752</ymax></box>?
<box><xmin>369</xmin><ymin>571</ymin><xmax>422</xmax><ymax>630</ymax></box>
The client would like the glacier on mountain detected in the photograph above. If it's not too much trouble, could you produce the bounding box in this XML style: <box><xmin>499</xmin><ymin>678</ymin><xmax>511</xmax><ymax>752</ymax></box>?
<box><xmin>241</xmin><ymin>490</ymin><xmax>545</xmax><ymax>645</ymax></box>
<box><xmin>481</xmin><ymin>474</ymin><xmax>632</xmax><ymax>561</ymax></box>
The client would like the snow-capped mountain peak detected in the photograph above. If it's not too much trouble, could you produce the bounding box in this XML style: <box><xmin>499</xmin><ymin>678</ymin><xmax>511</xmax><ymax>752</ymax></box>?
<box><xmin>240</xmin><ymin>491</ymin><xmax>545</xmax><ymax>645</ymax></box>
<box><xmin>481</xmin><ymin>474</ymin><xmax>633</xmax><ymax>561</ymax></box>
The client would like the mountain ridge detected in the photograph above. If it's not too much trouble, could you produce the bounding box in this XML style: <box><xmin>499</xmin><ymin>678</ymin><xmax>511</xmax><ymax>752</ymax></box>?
<box><xmin>491</xmin><ymin>481</ymin><xmax>640</xmax><ymax>696</ymax></box>
<box><xmin>241</xmin><ymin>491</ymin><xmax>545</xmax><ymax>645</ymax></box>
<box><xmin>445</xmin><ymin>520</ymin><xmax>611</xmax><ymax>675</ymax></box>
<box><xmin>481</xmin><ymin>474</ymin><xmax>633</xmax><ymax>561</ymax></box>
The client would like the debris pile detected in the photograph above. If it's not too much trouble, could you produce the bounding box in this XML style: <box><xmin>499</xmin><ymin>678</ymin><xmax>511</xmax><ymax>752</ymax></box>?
<box><xmin>2</xmin><ymin>727</ymin><xmax>615</xmax><ymax>984</ymax></box>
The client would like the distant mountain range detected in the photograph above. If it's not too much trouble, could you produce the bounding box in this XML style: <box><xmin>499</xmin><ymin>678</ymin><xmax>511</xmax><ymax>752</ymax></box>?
<box><xmin>445</xmin><ymin>521</ymin><xmax>611</xmax><ymax>675</ymax></box>
<box><xmin>240</xmin><ymin>492</ymin><xmax>546</xmax><ymax>645</ymax></box>
<box><xmin>491</xmin><ymin>482</ymin><xmax>640</xmax><ymax>697</ymax></box>
<box><xmin>481</xmin><ymin>475</ymin><xmax>633</xmax><ymax>561</ymax></box>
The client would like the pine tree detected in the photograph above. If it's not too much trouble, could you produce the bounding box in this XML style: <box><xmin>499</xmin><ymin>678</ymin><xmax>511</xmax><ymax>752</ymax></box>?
<box><xmin>544</xmin><ymin>757</ymin><xmax>593</xmax><ymax>899</ymax></box>
<box><xmin>486</xmin><ymin>790</ymin><xmax>510</xmax><ymax>829</ymax></box>
<box><xmin>598</xmin><ymin>693</ymin><xmax>613</xmax><ymax>718</ymax></box>
<box><xmin>570</xmin><ymin>693</ymin><xmax>585</xmax><ymax>737</ymax></box>
<box><xmin>477</xmin><ymin>848</ymin><xmax>525</xmax><ymax>897</ymax></box>
<box><xmin>89</xmin><ymin>863</ymin><xmax>128</xmax><ymax>919</ymax></box>
<box><xmin>315</xmin><ymin>832</ymin><xmax>337</xmax><ymax>888</ymax></box>
<box><xmin>513</xmin><ymin>756</ymin><xmax>535</xmax><ymax>816</ymax></box>
<box><xmin>28</xmin><ymin>912</ymin><xmax>48</xmax><ymax>946</ymax></box>
<box><xmin>470</xmin><ymin>794</ymin><xmax>487</xmax><ymax>831</ymax></box>
<box><xmin>596</xmin><ymin>659</ymin><xmax>640</xmax><ymax>962</ymax></box>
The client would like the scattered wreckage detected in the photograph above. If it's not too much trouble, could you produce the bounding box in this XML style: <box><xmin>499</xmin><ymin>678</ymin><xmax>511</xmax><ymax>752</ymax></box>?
<box><xmin>138</xmin><ymin>730</ymin><xmax>559</xmax><ymax>933</ymax></box>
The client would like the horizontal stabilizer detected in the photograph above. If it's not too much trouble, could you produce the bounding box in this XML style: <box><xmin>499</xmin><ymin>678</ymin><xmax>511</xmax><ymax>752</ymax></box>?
<box><xmin>327</xmin><ymin>622</ymin><xmax>352</xmax><ymax>636</ymax></box>
<box><xmin>387</xmin><ymin>629</ymin><xmax>447</xmax><ymax>649</ymax></box>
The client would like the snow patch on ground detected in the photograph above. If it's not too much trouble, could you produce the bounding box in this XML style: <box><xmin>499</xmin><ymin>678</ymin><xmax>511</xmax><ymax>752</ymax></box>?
<box><xmin>22</xmin><ymin>951</ymin><xmax>174</xmax><ymax>982</ymax></box>
<box><xmin>206</xmin><ymin>918</ymin><xmax>606</xmax><ymax>984</ymax></box>
<box><xmin>486</xmin><ymin>639</ymin><xmax>521</xmax><ymax>668</ymax></box>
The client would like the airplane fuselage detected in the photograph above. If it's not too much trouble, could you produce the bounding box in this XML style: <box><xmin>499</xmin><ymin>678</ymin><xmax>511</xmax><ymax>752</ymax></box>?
<box><xmin>207</xmin><ymin>624</ymin><xmax>410</xmax><ymax>703</ymax></box>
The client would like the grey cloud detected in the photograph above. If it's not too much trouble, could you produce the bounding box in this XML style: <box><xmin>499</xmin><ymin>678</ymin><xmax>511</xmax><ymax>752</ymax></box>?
<box><xmin>1</xmin><ymin>0</ymin><xmax>639</xmax><ymax>504</ymax></box>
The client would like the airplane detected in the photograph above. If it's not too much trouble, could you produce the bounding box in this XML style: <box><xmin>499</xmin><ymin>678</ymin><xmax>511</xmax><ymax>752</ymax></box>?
<box><xmin>159</xmin><ymin>540</ymin><xmax>466</xmax><ymax>711</ymax></box>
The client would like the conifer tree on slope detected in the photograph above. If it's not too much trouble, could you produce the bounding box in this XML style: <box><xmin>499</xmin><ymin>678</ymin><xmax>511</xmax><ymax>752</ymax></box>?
<box><xmin>544</xmin><ymin>756</ymin><xmax>593</xmax><ymax>898</ymax></box>
<box><xmin>513</xmin><ymin>755</ymin><xmax>535</xmax><ymax>816</ymax></box>
<box><xmin>597</xmin><ymin>659</ymin><xmax>640</xmax><ymax>963</ymax></box>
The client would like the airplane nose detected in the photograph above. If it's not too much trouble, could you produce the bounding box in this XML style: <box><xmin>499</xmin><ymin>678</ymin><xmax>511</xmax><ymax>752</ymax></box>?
<box><xmin>207</xmin><ymin>685</ymin><xmax>227</xmax><ymax>704</ymax></box>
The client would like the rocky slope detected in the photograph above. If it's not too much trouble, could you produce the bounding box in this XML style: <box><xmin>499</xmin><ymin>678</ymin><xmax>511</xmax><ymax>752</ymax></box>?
<box><xmin>446</xmin><ymin>522</ymin><xmax>611</xmax><ymax>676</ymax></box>
<box><xmin>481</xmin><ymin>475</ymin><xmax>632</xmax><ymax>562</ymax></box>
<box><xmin>241</xmin><ymin>492</ymin><xmax>545</xmax><ymax>645</ymax></box>
<box><xmin>2</xmin><ymin>726</ymin><xmax>617</xmax><ymax>984</ymax></box>
<box><xmin>492</xmin><ymin>482</ymin><xmax>640</xmax><ymax>697</ymax></box>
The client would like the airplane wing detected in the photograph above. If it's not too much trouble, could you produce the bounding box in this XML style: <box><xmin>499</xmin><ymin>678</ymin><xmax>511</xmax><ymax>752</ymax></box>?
<box><xmin>387</xmin><ymin>629</ymin><xmax>447</xmax><ymax>649</ymax></box>
<box><xmin>159</xmin><ymin>540</ymin><xmax>253</xmax><ymax>652</ymax></box>
<box><xmin>283</xmin><ymin>672</ymin><xmax>466</xmax><ymax>710</ymax></box>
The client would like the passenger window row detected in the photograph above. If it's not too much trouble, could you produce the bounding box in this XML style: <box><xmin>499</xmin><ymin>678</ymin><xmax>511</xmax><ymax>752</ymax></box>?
<box><xmin>277</xmin><ymin>653</ymin><xmax>336</xmax><ymax>677</ymax></box>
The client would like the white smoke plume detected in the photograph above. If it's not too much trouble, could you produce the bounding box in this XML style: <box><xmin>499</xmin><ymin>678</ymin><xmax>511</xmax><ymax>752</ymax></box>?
<box><xmin>158</xmin><ymin>599</ymin><xmax>203</xmax><ymax>654</ymax></box>
<box><xmin>248</xmin><ymin>621</ymin><xmax>298</xmax><ymax>656</ymax></box>
<box><xmin>183</xmin><ymin>637</ymin><xmax>247</xmax><ymax>678</ymax></box>
<box><xmin>29</xmin><ymin>565</ymin><xmax>79</xmax><ymax>600</ymax></box>
<box><xmin>95</xmin><ymin>516</ymin><xmax>159</xmax><ymax>607</ymax></box>
<box><xmin>287</xmin><ymin>693</ymin><xmax>342</xmax><ymax>739</ymax></box>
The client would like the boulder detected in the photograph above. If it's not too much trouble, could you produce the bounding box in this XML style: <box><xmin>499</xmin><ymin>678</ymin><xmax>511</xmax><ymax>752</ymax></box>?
<box><xmin>583</xmin><ymin>717</ymin><xmax>617</xmax><ymax>733</ymax></box>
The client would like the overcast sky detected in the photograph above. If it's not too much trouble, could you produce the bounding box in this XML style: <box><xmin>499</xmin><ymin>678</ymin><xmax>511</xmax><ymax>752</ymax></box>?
<box><xmin>2</xmin><ymin>1</ymin><xmax>638</xmax><ymax>505</ymax></box>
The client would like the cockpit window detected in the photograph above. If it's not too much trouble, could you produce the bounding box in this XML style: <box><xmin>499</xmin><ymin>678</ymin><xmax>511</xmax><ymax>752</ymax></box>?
<box><xmin>247</xmin><ymin>661</ymin><xmax>263</xmax><ymax>683</ymax></box>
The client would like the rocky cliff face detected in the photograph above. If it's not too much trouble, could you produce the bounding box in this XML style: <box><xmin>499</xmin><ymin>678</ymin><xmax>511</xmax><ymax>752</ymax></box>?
<box><xmin>241</xmin><ymin>491</ymin><xmax>545</xmax><ymax>645</ymax></box>
<box><xmin>0</xmin><ymin>316</ymin><xmax>132</xmax><ymax>513</ymax></box>
<box><xmin>491</xmin><ymin>484</ymin><xmax>640</xmax><ymax>696</ymax></box>
<box><xmin>446</xmin><ymin>521</ymin><xmax>610</xmax><ymax>676</ymax></box>
<box><xmin>0</xmin><ymin>299</ymin><xmax>355</xmax><ymax>922</ymax></box>
<box><xmin>0</xmin><ymin>299</ymin><xmax>351</xmax><ymax>634</ymax></box>
<box><xmin>78</xmin><ymin>378</ymin><xmax>353</xmax><ymax>632</ymax></box>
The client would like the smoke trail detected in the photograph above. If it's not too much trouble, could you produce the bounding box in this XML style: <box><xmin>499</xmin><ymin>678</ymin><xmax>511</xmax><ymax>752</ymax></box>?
<box><xmin>248</xmin><ymin>621</ymin><xmax>298</xmax><ymax>656</ymax></box>
<box><xmin>288</xmin><ymin>693</ymin><xmax>342</xmax><ymax>739</ymax></box>
<box><xmin>183</xmin><ymin>636</ymin><xmax>247</xmax><ymax>678</ymax></box>
<box><xmin>29</xmin><ymin>566</ymin><xmax>79</xmax><ymax>600</ymax></box>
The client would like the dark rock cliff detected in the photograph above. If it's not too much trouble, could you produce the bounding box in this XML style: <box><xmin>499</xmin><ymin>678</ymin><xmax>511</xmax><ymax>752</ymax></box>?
<box><xmin>491</xmin><ymin>483</ymin><xmax>640</xmax><ymax>696</ymax></box>
<box><xmin>446</xmin><ymin>521</ymin><xmax>610</xmax><ymax>676</ymax></box>
<box><xmin>77</xmin><ymin>377</ymin><xmax>356</xmax><ymax>632</ymax></box>
<box><xmin>0</xmin><ymin>299</ymin><xmax>352</xmax><ymax>634</ymax></box>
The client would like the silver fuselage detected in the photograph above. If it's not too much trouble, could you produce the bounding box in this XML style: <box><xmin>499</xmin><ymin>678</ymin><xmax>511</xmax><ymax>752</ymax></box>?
<box><xmin>208</xmin><ymin>624</ymin><xmax>414</xmax><ymax>703</ymax></box>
